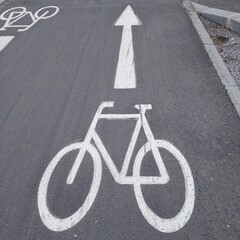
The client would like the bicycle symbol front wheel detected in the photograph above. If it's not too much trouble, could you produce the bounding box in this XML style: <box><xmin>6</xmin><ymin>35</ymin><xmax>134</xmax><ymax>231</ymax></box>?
<box><xmin>133</xmin><ymin>140</ymin><xmax>195</xmax><ymax>233</ymax></box>
<box><xmin>38</xmin><ymin>142</ymin><xmax>102</xmax><ymax>232</ymax></box>
<box><xmin>34</xmin><ymin>6</ymin><xmax>59</xmax><ymax>19</ymax></box>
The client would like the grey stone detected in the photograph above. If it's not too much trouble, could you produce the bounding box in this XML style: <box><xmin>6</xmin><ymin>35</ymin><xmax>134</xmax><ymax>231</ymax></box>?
<box><xmin>231</xmin><ymin>16</ymin><xmax>240</xmax><ymax>34</ymax></box>
<box><xmin>191</xmin><ymin>1</ymin><xmax>240</xmax><ymax>34</ymax></box>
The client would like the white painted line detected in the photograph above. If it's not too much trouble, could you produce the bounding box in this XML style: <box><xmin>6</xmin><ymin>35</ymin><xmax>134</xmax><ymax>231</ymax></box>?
<box><xmin>0</xmin><ymin>36</ymin><xmax>14</xmax><ymax>52</ymax></box>
<box><xmin>183</xmin><ymin>1</ymin><xmax>240</xmax><ymax>117</ymax></box>
<box><xmin>114</xmin><ymin>5</ymin><xmax>142</xmax><ymax>89</ymax></box>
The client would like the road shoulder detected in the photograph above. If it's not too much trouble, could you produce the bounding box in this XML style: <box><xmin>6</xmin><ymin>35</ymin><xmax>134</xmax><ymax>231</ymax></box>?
<box><xmin>183</xmin><ymin>0</ymin><xmax>240</xmax><ymax>117</ymax></box>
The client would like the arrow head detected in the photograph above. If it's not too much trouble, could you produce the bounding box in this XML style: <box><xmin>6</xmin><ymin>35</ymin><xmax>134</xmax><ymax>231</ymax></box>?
<box><xmin>114</xmin><ymin>5</ymin><xmax>142</xmax><ymax>26</ymax></box>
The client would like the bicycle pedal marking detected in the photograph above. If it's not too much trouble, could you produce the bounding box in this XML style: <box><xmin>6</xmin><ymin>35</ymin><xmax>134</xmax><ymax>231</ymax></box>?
<box><xmin>0</xmin><ymin>6</ymin><xmax>59</xmax><ymax>32</ymax></box>
<box><xmin>38</xmin><ymin>101</ymin><xmax>195</xmax><ymax>233</ymax></box>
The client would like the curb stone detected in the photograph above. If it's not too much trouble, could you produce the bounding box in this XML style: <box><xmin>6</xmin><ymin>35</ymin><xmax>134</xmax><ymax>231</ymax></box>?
<box><xmin>183</xmin><ymin>1</ymin><xmax>240</xmax><ymax>117</ymax></box>
<box><xmin>191</xmin><ymin>2</ymin><xmax>240</xmax><ymax>34</ymax></box>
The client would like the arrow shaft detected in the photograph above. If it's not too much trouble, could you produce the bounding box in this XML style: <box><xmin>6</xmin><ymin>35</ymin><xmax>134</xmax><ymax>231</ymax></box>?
<box><xmin>114</xmin><ymin>26</ymin><xmax>136</xmax><ymax>89</ymax></box>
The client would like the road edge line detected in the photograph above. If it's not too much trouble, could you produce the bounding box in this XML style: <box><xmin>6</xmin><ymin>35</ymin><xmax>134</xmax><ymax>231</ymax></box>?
<box><xmin>182</xmin><ymin>0</ymin><xmax>240</xmax><ymax>117</ymax></box>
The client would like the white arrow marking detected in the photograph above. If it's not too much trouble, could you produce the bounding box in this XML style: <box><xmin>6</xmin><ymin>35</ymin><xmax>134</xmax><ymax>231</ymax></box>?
<box><xmin>114</xmin><ymin>5</ymin><xmax>142</xmax><ymax>89</ymax></box>
<box><xmin>0</xmin><ymin>36</ymin><xmax>14</xmax><ymax>52</ymax></box>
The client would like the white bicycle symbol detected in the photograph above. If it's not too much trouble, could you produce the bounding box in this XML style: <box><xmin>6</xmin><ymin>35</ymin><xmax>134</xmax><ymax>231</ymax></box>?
<box><xmin>0</xmin><ymin>6</ymin><xmax>59</xmax><ymax>32</ymax></box>
<box><xmin>38</xmin><ymin>102</ymin><xmax>195</xmax><ymax>233</ymax></box>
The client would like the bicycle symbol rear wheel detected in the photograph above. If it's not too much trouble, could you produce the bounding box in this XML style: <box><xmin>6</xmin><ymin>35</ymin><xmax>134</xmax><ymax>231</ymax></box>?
<box><xmin>133</xmin><ymin>140</ymin><xmax>195</xmax><ymax>233</ymax></box>
<box><xmin>38</xmin><ymin>142</ymin><xmax>102</xmax><ymax>232</ymax></box>
<box><xmin>0</xmin><ymin>7</ymin><xmax>26</xmax><ymax>20</ymax></box>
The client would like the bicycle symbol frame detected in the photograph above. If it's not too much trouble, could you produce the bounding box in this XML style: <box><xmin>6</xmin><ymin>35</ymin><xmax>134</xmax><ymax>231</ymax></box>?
<box><xmin>0</xmin><ymin>6</ymin><xmax>59</xmax><ymax>32</ymax></box>
<box><xmin>38</xmin><ymin>102</ymin><xmax>195</xmax><ymax>233</ymax></box>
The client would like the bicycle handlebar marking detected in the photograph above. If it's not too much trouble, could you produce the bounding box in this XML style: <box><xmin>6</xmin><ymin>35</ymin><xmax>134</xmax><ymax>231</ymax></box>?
<box><xmin>0</xmin><ymin>6</ymin><xmax>59</xmax><ymax>32</ymax></box>
<box><xmin>38</xmin><ymin>102</ymin><xmax>195</xmax><ymax>233</ymax></box>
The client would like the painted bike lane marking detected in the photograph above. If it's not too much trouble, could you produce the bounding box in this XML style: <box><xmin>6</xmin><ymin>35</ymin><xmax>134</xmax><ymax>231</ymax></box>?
<box><xmin>0</xmin><ymin>6</ymin><xmax>59</xmax><ymax>52</ymax></box>
<box><xmin>0</xmin><ymin>36</ymin><xmax>14</xmax><ymax>52</ymax></box>
<box><xmin>38</xmin><ymin>102</ymin><xmax>195</xmax><ymax>233</ymax></box>
<box><xmin>0</xmin><ymin>6</ymin><xmax>59</xmax><ymax>32</ymax></box>
<box><xmin>114</xmin><ymin>5</ymin><xmax>142</xmax><ymax>89</ymax></box>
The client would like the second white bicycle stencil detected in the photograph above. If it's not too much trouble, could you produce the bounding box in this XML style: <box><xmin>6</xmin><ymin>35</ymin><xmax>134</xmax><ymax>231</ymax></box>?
<box><xmin>38</xmin><ymin>102</ymin><xmax>195</xmax><ymax>234</ymax></box>
<box><xmin>0</xmin><ymin>6</ymin><xmax>59</xmax><ymax>32</ymax></box>
<box><xmin>0</xmin><ymin>6</ymin><xmax>59</xmax><ymax>53</ymax></box>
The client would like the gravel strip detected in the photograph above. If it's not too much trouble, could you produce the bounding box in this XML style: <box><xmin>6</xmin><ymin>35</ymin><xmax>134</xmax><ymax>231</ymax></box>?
<box><xmin>200</xmin><ymin>16</ymin><xmax>240</xmax><ymax>89</ymax></box>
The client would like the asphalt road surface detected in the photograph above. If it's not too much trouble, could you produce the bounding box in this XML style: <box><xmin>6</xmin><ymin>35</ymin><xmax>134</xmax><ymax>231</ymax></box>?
<box><xmin>0</xmin><ymin>0</ymin><xmax>240</xmax><ymax>239</ymax></box>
